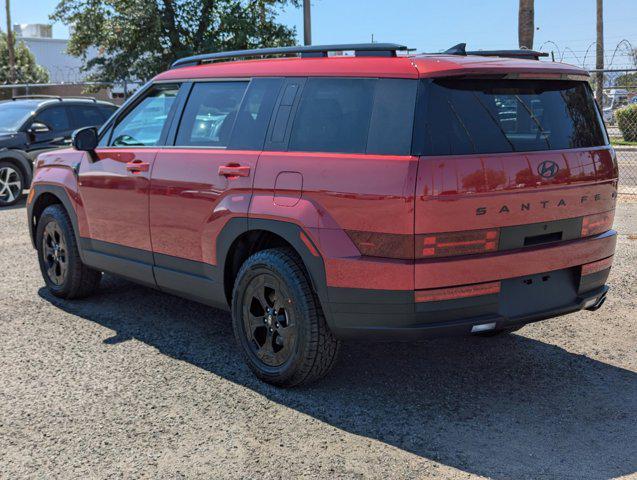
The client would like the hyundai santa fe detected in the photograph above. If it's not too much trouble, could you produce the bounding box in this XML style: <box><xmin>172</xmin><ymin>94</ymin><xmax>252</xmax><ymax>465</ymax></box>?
<box><xmin>27</xmin><ymin>43</ymin><xmax>617</xmax><ymax>386</ymax></box>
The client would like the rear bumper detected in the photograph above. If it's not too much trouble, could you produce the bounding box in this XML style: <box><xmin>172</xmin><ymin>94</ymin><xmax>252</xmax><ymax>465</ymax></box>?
<box><xmin>326</xmin><ymin>266</ymin><xmax>611</xmax><ymax>341</ymax></box>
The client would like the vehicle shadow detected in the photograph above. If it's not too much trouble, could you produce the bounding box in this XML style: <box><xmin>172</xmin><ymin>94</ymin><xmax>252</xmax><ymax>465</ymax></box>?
<box><xmin>2</xmin><ymin>195</ymin><xmax>27</xmax><ymax>210</ymax></box>
<box><xmin>38</xmin><ymin>275</ymin><xmax>637</xmax><ymax>479</ymax></box>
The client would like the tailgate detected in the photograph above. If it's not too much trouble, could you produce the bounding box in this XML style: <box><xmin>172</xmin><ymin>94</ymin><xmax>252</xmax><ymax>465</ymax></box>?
<box><xmin>414</xmin><ymin>147</ymin><xmax>618</xmax><ymax>290</ymax></box>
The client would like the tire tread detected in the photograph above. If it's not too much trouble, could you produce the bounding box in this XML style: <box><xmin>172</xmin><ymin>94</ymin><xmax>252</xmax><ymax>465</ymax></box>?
<box><xmin>232</xmin><ymin>248</ymin><xmax>340</xmax><ymax>387</ymax></box>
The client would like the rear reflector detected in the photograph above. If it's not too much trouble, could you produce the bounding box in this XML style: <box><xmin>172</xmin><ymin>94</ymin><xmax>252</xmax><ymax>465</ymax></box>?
<box><xmin>345</xmin><ymin>230</ymin><xmax>413</xmax><ymax>259</ymax></box>
<box><xmin>581</xmin><ymin>256</ymin><xmax>613</xmax><ymax>276</ymax></box>
<box><xmin>415</xmin><ymin>281</ymin><xmax>501</xmax><ymax>303</ymax></box>
<box><xmin>581</xmin><ymin>210</ymin><xmax>614</xmax><ymax>237</ymax></box>
<box><xmin>417</xmin><ymin>229</ymin><xmax>499</xmax><ymax>258</ymax></box>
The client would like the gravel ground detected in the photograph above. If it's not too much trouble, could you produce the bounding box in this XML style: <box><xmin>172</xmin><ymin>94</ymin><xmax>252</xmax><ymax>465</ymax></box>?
<box><xmin>1</xmin><ymin>198</ymin><xmax>636</xmax><ymax>480</ymax></box>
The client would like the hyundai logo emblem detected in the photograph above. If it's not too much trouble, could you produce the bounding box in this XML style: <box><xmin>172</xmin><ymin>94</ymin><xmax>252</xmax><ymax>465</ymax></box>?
<box><xmin>537</xmin><ymin>160</ymin><xmax>559</xmax><ymax>179</ymax></box>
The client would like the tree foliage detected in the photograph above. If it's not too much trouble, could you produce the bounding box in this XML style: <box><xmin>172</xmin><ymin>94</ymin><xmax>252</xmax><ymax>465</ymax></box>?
<box><xmin>616</xmin><ymin>104</ymin><xmax>637</xmax><ymax>142</ymax></box>
<box><xmin>615</xmin><ymin>72</ymin><xmax>637</xmax><ymax>88</ymax></box>
<box><xmin>51</xmin><ymin>0</ymin><xmax>299</xmax><ymax>83</ymax></box>
<box><xmin>0</xmin><ymin>32</ymin><xmax>50</xmax><ymax>84</ymax></box>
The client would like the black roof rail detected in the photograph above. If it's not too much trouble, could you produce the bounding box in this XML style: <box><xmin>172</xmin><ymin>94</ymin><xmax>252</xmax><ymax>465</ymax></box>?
<box><xmin>439</xmin><ymin>43</ymin><xmax>548</xmax><ymax>60</ymax></box>
<box><xmin>171</xmin><ymin>43</ymin><xmax>410</xmax><ymax>69</ymax></box>
<box><xmin>11</xmin><ymin>95</ymin><xmax>62</xmax><ymax>101</ymax></box>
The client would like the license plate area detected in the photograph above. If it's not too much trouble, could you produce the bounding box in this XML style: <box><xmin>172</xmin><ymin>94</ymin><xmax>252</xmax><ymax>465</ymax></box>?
<box><xmin>498</xmin><ymin>268</ymin><xmax>578</xmax><ymax>318</ymax></box>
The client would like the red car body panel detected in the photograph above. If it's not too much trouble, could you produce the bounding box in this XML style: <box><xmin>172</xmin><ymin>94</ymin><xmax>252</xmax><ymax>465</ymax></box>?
<box><xmin>77</xmin><ymin>148</ymin><xmax>158</xmax><ymax>252</ymax></box>
<box><xmin>149</xmin><ymin>149</ymin><xmax>258</xmax><ymax>264</ymax></box>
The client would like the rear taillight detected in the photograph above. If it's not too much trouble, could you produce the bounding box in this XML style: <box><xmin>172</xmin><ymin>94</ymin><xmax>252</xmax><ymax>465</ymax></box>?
<box><xmin>415</xmin><ymin>281</ymin><xmax>501</xmax><ymax>303</ymax></box>
<box><xmin>581</xmin><ymin>210</ymin><xmax>614</xmax><ymax>237</ymax></box>
<box><xmin>345</xmin><ymin>231</ymin><xmax>414</xmax><ymax>259</ymax></box>
<box><xmin>417</xmin><ymin>229</ymin><xmax>499</xmax><ymax>259</ymax></box>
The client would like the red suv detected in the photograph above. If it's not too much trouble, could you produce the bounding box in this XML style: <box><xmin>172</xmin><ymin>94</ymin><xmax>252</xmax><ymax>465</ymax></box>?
<box><xmin>27</xmin><ymin>43</ymin><xmax>617</xmax><ymax>386</ymax></box>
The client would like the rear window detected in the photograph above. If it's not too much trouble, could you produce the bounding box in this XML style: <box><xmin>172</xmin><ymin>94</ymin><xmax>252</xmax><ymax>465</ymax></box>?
<box><xmin>415</xmin><ymin>79</ymin><xmax>607</xmax><ymax>156</ymax></box>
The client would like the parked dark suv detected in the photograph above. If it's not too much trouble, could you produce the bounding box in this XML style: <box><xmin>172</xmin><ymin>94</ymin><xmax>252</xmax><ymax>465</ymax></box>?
<box><xmin>27</xmin><ymin>44</ymin><xmax>616</xmax><ymax>386</ymax></box>
<box><xmin>0</xmin><ymin>96</ymin><xmax>117</xmax><ymax>206</ymax></box>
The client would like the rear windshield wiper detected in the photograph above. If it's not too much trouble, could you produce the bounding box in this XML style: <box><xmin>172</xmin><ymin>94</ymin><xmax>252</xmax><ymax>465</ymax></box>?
<box><xmin>471</xmin><ymin>92</ymin><xmax>517</xmax><ymax>152</ymax></box>
<box><xmin>514</xmin><ymin>94</ymin><xmax>551</xmax><ymax>149</ymax></box>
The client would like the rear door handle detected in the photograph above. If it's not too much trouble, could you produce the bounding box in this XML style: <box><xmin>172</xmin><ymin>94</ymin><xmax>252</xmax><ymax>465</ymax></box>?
<box><xmin>218</xmin><ymin>163</ymin><xmax>250</xmax><ymax>178</ymax></box>
<box><xmin>126</xmin><ymin>159</ymin><xmax>150</xmax><ymax>173</ymax></box>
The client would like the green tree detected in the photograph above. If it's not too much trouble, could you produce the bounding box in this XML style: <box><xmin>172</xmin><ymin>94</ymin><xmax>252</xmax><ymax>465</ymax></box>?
<box><xmin>51</xmin><ymin>0</ymin><xmax>299</xmax><ymax>84</ymax></box>
<box><xmin>0</xmin><ymin>32</ymin><xmax>49</xmax><ymax>83</ymax></box>
<box><xmin>615</xmin><ymin>72</ymin><xmax>637</xmax><ymax>88</ymax></box>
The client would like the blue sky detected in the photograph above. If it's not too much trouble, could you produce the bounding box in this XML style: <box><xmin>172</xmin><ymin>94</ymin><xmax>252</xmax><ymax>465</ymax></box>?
<box><xmin>2</xmin><ymin>0</ymin><xmax>636</xmax><ymax>68</ymax></box>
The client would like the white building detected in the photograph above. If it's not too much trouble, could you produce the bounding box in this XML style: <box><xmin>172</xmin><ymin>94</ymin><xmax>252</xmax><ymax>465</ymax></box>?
<box><xmin>14</xmin><ymin>23</ymin><xmax>97</xmax><ymax>83</ymax></box>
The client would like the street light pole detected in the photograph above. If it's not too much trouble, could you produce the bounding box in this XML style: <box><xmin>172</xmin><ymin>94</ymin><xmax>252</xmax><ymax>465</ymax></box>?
<box><xmin>595</xmin><ymin>0</ymin><xmax>604</xmax><ymax>105</ymax></box>
<box><xmin>303</xmin><ymin>0</ymin><xmax>311</xmax><ymax>46</ymax></box>
<box><xmin>5</xmin><ymin>0</ymin><xmax>15</xmax><ymax>83</ymax></box>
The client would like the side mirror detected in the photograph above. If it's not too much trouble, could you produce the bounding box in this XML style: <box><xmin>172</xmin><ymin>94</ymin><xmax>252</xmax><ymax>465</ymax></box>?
<box><xmin>72</xmin><ymin>126</ymin><xmax>98</xmax><ymax>152</ymax></box>
<box><xmin>29</xmin><ymin>122</ymin><xmax>50</xmax><ymax>134</ymax></box>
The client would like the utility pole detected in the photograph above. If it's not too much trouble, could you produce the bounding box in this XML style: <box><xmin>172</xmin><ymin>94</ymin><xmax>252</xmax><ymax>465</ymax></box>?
<box><xmin>303</xmin><ymin>0</ymin><xmax>311</xmax><ymax>46</ymax></box>
<box><xmin>518</xmin><ymin>0</ymin><xmax>534</xmax><ymax>49</ymax></box>
<box><xmin>595</xmin><ymin>0</ymin><xmax>604</xmax><ymax>105</ymax></box>
<box><xmin>5</xmin><ymin>0</ymin><xmax>15</xmax><ymax>83</ymax></box>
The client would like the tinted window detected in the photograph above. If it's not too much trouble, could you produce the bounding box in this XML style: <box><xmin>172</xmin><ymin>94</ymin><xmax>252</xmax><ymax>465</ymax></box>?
<box><xmin>176</xmin><ymin>82</ymin><xmax>248</xmax><ymax>147</ymax></box>
<box><xmin>289</xmin><ymin>78</ymin><xmax>375</xmax><ymax>154</ymax></box>
<box><xmin>417</xmin><ymin>79</ymin><xmax>607</xmax><ymax>156</ymax></box>
<box><xmin>111</xmin><ymin>85</ymin><xmax>179</xmax><ymax>147</ymax></box>
<box><xmin>228</xmin><ymin>78</ymin><xmax>283</xmax><ymax>150</ymax></box>
<box><xmin>367</xmin><ymin>79</ymin><xmax>417</xmax><ymax>155</ymax></box>
<box><xmin>98</xmin><ymin>106</ymin><xmax>117</xmax><ymax>121</ymax></box>
<box><xmin>35</xmin><ymin>106</ymin><xmax>71</xmax><ymax>132</ymax></box>
<box><xmin>68</xmin><ymin>105</ymin><xmax>105</xmax><ymax>129</ymax></box>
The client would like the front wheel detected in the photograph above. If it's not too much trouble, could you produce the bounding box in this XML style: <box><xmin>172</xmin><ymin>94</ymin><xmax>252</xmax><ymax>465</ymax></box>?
<box><xmin>232</xmin><ymin>248</ymin><xmax>340</xmax><ymax>387</ymax></box>
<box><xmin>36</xmin><ymin>204</ymin><xmax>102</xmax><ymax>299</ymax></box>
<box><xmin>0</xmin><ymin>161</ymin><xmax>25</xmax><ymax>207</ymax></box>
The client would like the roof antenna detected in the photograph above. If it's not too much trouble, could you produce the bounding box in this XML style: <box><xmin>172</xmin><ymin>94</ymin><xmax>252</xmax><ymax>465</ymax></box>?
<box><xmin>444</xmin><ymin>43</ymin><xmax>466</xmax><ymax>55</ymax></box>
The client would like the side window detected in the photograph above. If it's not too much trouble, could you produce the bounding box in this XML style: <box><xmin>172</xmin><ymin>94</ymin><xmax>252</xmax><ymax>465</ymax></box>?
<box><xmin>99</xmin><ymin>106</ymin><xmax>117</xmax><ymax>122</ymax></box>
<box><xmin>367</xmin><ymin>79</ymin><xmax>417</xmax><ymax>155</ymax></box>
<box><xmin>68</xmin><ymin>105</ymin><xmax>106</xmax><ymax>129</ymax></box>
<box><xmin>34</xmin><ymin>106</ymin><xmax>71</xmax><ymax>132</ymax></box>
<box><xmin>111</xmin><ymin>85</ymin><xmax>179</xmax><ymax>147</ymax></box>
<box><xmin>175</xmin><ymin>82</ymin><xmax>248</xmax><ymax>147</ymax></box>
<box><xmin>289</xmin><ymin>78</ymin><xmax>376</xmax><ymax>154</ymax></box>
<box><xmin>228</xmin><ymin>78</ymin><xmax>283</xmax><ymax>150</ymax></box>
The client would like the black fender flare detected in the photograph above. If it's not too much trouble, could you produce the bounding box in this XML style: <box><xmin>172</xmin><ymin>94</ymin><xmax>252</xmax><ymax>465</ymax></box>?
<box><xmin>0</xmin><ymin>149</ymin><xmax>33</xmax><ymax>186</ymax></box>
<box><xmin>216</xmin><ymin>217</ymin><xmax>334</xmax><ymax>328</ymax></box>
<box><xmin>27</xmin><ymin>184</ymin><xmax>85</xmax><ymax>262</ymax></box>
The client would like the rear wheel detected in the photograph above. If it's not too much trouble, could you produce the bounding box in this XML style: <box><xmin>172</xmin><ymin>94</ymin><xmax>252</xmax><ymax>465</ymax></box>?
<box><xmin>36</xmin><ymin>204</ymin><xmax>101</xmax><ymax>299</ymax></box>
<box><xmin>232</xmin><ymin>248</ymin><xmax>340</xmax><ymax>387</ymax></box>
<box><xmin>0</xmin><ymin>161</ymin><xmax>25</xmax><ymax>207</ymax></box>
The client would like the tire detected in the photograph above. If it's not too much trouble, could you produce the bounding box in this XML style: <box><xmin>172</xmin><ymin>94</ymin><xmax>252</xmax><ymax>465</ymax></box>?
<box><xmin>474</xmin><ymin>324</ymin><xmax>524</xmax><ymax>337</ymax></box>
<box><xmin>232</xmin><ymin>248</ymin><xmax>340</xmax><ymax>387</ymax></box>
<box><xmin>36</xmin><ymin>204</ymin><xmax>102</xmax><ymax>299</ymax></box>
<box><xmin>0</xmin><ymin>161</ymin><xmax>25</xmax><ymax>207</ymax></box>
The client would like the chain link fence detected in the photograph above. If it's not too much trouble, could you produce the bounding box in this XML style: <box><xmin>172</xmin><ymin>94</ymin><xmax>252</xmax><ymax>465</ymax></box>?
<box><xmin>591</xmin><ymin>68</ymin><xmax>637</xmax><ymax>196</ymax></box>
